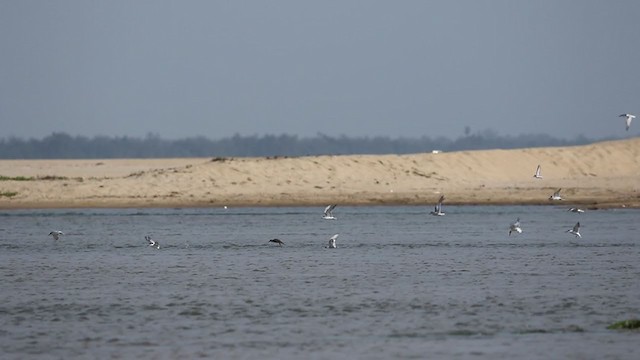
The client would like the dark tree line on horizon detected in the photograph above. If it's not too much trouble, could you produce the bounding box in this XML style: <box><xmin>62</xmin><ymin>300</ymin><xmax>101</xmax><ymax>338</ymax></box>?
<box><xmin>0</xmin><ymin>131</ymin><xmax>616</xmax><ymax>159</ymax></box>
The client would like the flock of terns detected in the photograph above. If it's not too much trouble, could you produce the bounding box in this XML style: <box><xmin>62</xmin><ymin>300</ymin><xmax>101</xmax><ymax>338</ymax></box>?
<box><xmin>46</xmin><ymin>115</ymin><xmax>635</xmax><ymax>246</ymax></box>
<box><xmin>47</xmin><ymin>204</ymin><xmax>343</xmax><ymax>249</ymax></box>
<box><xmin>427</xmin><ymin>162</ymin><xmax>585</xmax><ymax>239</ymax></box>
<box><xmin>47</xmin><ymin>161</ymin><xmax>592</xmax><ymax>246</ymax></box>
<box><xmin>46</xmin><ymin>162</ymin><xmax>591</xmax><ymax>247</ymax></box>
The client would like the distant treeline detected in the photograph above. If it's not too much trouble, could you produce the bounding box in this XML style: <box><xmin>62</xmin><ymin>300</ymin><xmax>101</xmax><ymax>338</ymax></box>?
<box><xmin>0</xmin><ymin>131</ymin><xmax>612</xmax><ymax>159</ymax></box>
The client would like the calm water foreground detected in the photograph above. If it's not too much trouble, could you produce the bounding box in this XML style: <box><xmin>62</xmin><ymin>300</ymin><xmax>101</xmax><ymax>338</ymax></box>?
<box><xmin>0</xmin><ymin>206</ymin><xmax>638</xmax><ymax>359</ymax></box>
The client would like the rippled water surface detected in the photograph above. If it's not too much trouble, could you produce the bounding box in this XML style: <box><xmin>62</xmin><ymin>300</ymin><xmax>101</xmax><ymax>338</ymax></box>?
<box><xmin>1</xmin><ymin>206</ymin><xmax>639</xmax><ymax>359</ymax></box>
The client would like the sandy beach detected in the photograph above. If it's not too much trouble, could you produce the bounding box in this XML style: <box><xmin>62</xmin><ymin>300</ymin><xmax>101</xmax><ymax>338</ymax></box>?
<box><xmin>1</xmin><ymin>138</ymin><xmax>639</xmax><ymax>209</ymax></box>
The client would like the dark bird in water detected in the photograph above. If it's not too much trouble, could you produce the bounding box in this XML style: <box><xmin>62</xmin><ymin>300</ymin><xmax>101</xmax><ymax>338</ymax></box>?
<box><xmin>269</xmin><ymin>238</ymin><xmax>284</xmax><ymax>246</ymax></box>
<box><xmin>269</xmin><ymin>239</ymin><xmax>284</xmax><ymax>246</ymax></box>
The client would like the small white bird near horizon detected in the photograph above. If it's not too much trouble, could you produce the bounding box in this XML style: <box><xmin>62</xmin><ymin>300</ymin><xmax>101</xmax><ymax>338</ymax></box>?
<box><xmin>566</xmin><ymin>222</ymin><xmax>581</xmax><ymax>238</ymax></box>
<box><xmin>619</xmin><ymin>113</ymin><xmax>635</xmax><ymax>131</ymax></box>
<box><xmin>568</xmin><ymin>207</ymin><xmax>585</xmax><ymax>213</ymax></box>
<box><xmin>323</xmin><ymin>204</ymin><xmax>337</xmax><ymax>220</ymax></box>
<box><xmin>326</xmin><ymin>234</ymin><xmax>339</xmax><ymax>248</ymax></box>
<box><xmin>430</xmin><ymin>195</ymin><xmax>446</xmax><ymax>216</ymax></box>
<box><xmin>533</xmin><ymin>165</ymin><xmax>542</xmax><ymax>179</ymax></box>
<box><xmin>49</xmin><ymin>231</ymin><xmax>63</xmax><ymax>240</ymax></box>
<box><xmin>509</xmin><ymin>218</ymin><xmax>522</xmax><ymax>236</ymax></box>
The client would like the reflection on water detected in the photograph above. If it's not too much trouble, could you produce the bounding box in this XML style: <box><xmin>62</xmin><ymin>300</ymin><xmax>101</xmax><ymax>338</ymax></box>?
<box><xmin>1</xmin><ymin>206</ymin><xmax>639</xmax><ymax>359</ymax></box>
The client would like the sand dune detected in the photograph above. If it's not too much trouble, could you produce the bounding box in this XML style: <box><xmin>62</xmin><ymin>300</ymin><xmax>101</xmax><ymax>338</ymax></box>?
<box><xmin>1</xmin><ymin>138</ymin><xmax>639</xmax><ymax>208</ymax></box>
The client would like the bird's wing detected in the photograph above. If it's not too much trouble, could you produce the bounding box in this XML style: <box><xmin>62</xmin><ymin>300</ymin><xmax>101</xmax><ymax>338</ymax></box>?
<box><xmin>573</xmin><ymin>222</ymin><xmax>580</xmax><ymax>232</ymax></box>
<box><xmin>330</xmin><ymin>234</ymin><xmax>339</xmax><ymax>240</ymax></box>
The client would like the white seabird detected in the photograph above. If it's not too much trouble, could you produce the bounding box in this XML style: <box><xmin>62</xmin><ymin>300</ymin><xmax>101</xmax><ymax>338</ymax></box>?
<box><xmin>566</xmin><ymin>222</ymin><xmax>581</xmax><ymax>238</ymax></box>
<box><xmin>145</xmin><ymin>235</ymin><xmax>160</xmax><ymax>249</ymax></box>
<box><xmin>429</xmin><ymin>195</ymin><xmax>446</xmax><ymax>216</ymax></box>
<box><xmin>549</xmin><ymin>189</ymin><xmax>563</xmax><ymax>201</ymax></box>
<box><xmin>49</xmin><ymin>231</ymin><xmax>64</xmax><ymax>240</ymax></box>
<box><xmin>619</xmin><ymin>113</ymin><xmax>635</xmax><ymax>131</ymax></box>
<box><xmin>509</xmin><ymin>218</ymin><xmax>522</xmax><ymax>236</ymax></box>
<box><xmin>326</xmin><ymin>234</ymin><xmax>338</xmax><ymax>249</ymax></box>
<box><xmin>323</xmin><ymin>204</ymin><xmax>337</xmax><ymax>220</ymax></box>
<box><xmin>533</xmin><ymin>165</ymin><xmax>543</xmax><ymax>179</ymax></box>
<box><xmin>568</xmin><ymin>207</ymin><xmax>585</xmax><ymax>213</ymax></box>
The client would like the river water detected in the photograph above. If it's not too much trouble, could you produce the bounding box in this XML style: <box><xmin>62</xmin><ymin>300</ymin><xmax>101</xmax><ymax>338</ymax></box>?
<box><xmin>1</xmin><ymin>206</ymin><xmax>638</xmax><ymax>359</ymax></box>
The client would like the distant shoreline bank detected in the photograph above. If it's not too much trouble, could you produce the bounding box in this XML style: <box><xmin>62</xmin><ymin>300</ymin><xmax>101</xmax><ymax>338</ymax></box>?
<box><xmin>1</xmin><ymin>138</ymin><xmax>639</xmax><ymax>210</ymax></box>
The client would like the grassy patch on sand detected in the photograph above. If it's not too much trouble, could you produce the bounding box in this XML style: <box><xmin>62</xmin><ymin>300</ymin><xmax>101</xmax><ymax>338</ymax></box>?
<box><xmin>0</xmin><ymin>175</ymin><xmax>69</xmax><ymax>181</ymax></box>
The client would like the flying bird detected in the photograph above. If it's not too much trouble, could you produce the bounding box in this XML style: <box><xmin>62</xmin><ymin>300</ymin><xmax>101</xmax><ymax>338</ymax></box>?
<box><xmin>430</xmin><ymin>195</ymin><xmax>446</xmax><ymax>216</ymax></box>
<box><xmin>145</xmin><ymin>235</ymin><xmax>160</xmax><ymax>249</ymax></box>
<box><xmin>549</xmin><ymin>189</ymin><xmax>563</xmax><ymax>201</ymax></box>
<box><xmin>509</xmin><ymin>218</ymin><xmax>522</xmax><ymax>236</ymax></box>
<box><xmin>566</xmin><ymin>222</ymin><xmax>581</xmax><ymax>238</ymax></box>
<box><xmin>49</xmin><ymin>231</ymin><xmax>64</xmax><ymax>240</ymax></box>
<box><xmin>322</xmin><ymin>204</ymin><xmax>337</xmax><ymax>220</ymax></box>
<box><xmin>619</xmin><ymin>113</ymin><xmax>635</xmax><ymax>131</ymax></box>
<box><xmin>326</xmin><ymin>234</ymin><xmax>339</xmax><ymax>249</ymax></box>
<box><xmin>269</xmin><ymin>238</ymin><xmax>285</xmax><ymax>246</ymax></box>
<box><xmin>533</xmin><ymin>165</ymin><xmax>542</xmax><ymax>179</ymax></box>
<box><xmin>568</xmin><ymin>207</ymin><xmax>585</xmax><ymax>213</ymax></box>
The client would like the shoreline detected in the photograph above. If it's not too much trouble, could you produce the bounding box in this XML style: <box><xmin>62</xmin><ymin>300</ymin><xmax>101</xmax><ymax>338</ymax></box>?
<box><xmin>1</xmin><ymin>197</ymin><xmax>637</xmax><ymax>210</ymax></box>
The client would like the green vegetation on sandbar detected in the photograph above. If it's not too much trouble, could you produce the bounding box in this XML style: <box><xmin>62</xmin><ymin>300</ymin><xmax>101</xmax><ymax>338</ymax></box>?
<box><xmin>0</xmin><ymin>175</ymin><xmax>69</xmax><ymax>181</ymax></box>
<box><xmin>607</xmin><ymin>319</ymin><xmax>640</xmax><ymax>330</ymax></box>
<box><xmin>37</xmin><ymin>175</ymin><xmax>69</xmax><ymax>180</ymax></box>
<box><xmin>0</xmin><ymin>175</ymin><xmax>33</xmax><ymax>181</ymax></box>
<box><xmin>0</xmin><ymin>191</ymin><xmax>18</xmax><ymax>198</ymax></box>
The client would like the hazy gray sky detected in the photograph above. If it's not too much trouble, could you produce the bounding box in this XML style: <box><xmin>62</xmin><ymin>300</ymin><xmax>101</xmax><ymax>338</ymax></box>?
<box><xmin>1</xmin><ymin>1</ymin><xmax>639</xmax><ymax>140</ymax></box>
